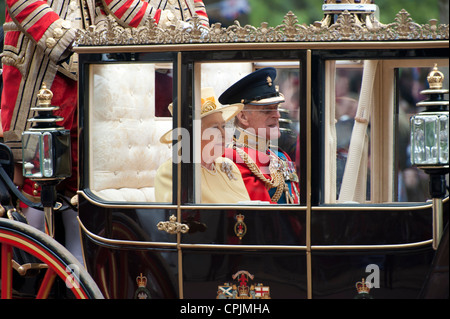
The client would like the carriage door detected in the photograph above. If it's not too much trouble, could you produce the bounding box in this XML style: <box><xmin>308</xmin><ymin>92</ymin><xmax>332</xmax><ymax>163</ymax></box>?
<box><xmin>78</xmin><ymin>51</ymin><xmax>183</xmax><ymax>298</ymax></box>
<box><xmin>176</xmin><ymin>52</ymin><xmax>309</xmax><ymax>299</ymax></box>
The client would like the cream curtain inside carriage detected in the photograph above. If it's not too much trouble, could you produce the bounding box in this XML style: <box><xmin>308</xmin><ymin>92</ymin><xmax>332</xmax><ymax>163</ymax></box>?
<box><xmin>338</xmin><ymin>60</ymin><xmax>378</xmax><ymax>203</ymax></box>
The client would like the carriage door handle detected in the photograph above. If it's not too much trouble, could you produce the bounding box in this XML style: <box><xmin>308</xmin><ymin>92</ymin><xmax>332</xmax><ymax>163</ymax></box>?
<box><xmin>157</xmin><ymin>215</ymin><xmax>189</xmax><ymax>234</ymax></box>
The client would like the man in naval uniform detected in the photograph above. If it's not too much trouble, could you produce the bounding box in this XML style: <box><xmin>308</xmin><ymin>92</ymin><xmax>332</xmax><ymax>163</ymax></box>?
<box><xmin>1</xmin><ymin>0</ymin><xmax>208</xmax><ymax>262</ymax></box>
<box><xmin>219</xmin><ymin>67</ymin><xmax>299</xmax><ymax>204</ymax></box>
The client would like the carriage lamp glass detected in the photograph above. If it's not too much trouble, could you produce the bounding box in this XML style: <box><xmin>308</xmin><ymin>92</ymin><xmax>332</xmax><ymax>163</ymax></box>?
<box><xmin>22</xmin><ymin>130</ymin><xmax>71</xmax><ymax>179</ymax></box>
<box><xmin>410</xmin><ymin>113</ymin><xmax>449</xmax><ymax>166</ymax></box>
<box><xmin>21</xmin><ymin>83</ymin><xmax>72</xmax><ymax>180</ymax></box>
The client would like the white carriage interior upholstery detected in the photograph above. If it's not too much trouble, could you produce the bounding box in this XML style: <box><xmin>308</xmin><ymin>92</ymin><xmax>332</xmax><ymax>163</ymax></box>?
<box><xmin>89</xmin><ymin>64</ymin><xmax>172</xmax><ymax>202</ymax></box>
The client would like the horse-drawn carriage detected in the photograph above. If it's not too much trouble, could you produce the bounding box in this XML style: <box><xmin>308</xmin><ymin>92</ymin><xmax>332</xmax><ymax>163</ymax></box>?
<box><xmin>1</xmin><ymin>2</ymin><xmax>448</xmax><ymax>299</ymax></box>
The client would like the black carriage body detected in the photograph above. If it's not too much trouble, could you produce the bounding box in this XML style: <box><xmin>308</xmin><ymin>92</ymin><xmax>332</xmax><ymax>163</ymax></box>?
<box><xmin>76</xmin><ymin>32</ymin><xmax>449</xmax><ymax>299</ymax></box>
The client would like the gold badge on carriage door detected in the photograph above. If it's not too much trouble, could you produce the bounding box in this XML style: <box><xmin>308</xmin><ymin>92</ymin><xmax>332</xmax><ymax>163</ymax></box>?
<box><xmin>234</xmin><ymin>214</ymin><xmax>247</xmax><ymax>240</ymax></box>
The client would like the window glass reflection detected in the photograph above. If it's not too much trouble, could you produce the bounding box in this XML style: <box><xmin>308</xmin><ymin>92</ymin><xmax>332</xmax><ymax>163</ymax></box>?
<box><xmin>89</xmin><ymin>63</ymin><xmax>173</xmax><ymax>202</ymax></box>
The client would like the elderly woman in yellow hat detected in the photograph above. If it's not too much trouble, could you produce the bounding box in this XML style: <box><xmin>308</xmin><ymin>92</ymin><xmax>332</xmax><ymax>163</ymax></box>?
<box><xmin>155</xmin><ymin>88</ymin><xmax>250</xmax><ymax>204</ymax></box>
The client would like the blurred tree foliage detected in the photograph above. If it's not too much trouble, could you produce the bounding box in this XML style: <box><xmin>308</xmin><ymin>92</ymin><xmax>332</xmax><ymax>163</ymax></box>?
<box><xmin>246</xmin><ymin>0</ymin><xmax>443</xmax><ymax>26</ymax></box>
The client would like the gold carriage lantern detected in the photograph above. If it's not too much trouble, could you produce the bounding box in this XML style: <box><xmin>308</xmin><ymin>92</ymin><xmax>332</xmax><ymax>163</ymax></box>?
<box><xmin>410</xmin><ymin>64</ymin><xmax>449</xmax><ymax>250</ymax></box>
<box><xmin>21</xmin><ymin>83</ymin><xmax>72</xmax><ymax>237</ymax></box>
<box><xmin>21</xmin><ymin>83</ymin><xmax>72</xmax><ymax>180</ymax></box>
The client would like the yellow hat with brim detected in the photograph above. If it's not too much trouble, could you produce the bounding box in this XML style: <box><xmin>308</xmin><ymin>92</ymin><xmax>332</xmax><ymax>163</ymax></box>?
<box><xmin>159</xmin><ymin>87</ymin><xmax>243</xmax><ymax>144</ymax></box>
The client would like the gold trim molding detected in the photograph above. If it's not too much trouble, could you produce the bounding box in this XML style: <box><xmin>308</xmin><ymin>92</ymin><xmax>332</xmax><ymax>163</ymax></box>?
<box><xmin>78</xmin><ymin>216</ymin><xmax>432</xmax><ymax>251</ymax></box>
<box><xmin>75</xmin><ymin>10</ymin><xmax>449</xmax><ymax>47</ymax></box>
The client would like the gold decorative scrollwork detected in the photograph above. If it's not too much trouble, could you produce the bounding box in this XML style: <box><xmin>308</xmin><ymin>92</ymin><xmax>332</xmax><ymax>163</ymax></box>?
<box><xmin>75</xmin><ymin>10</ymin><xmax>448</xmax><ymax>46</ymax></box>
<box><xmin>157</xmin><ymin>215</ymin><xmax>189</xmax><ymax>235</ymax></box>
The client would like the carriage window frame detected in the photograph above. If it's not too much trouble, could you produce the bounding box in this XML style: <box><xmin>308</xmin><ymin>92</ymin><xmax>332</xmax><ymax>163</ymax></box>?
<box><xmin>317</xmin><ymin>51</ymin><xmax>449</xmax><ymax>205</ymax></box>
<box><xmin>78</xmin><ymin>52</ymin><xmax>180</xmax><ymax>206</ymax></box>
<box><xmin>190</xmin><ymin>59</ymin><xmax>304</xmax><ymax>206</ymax></box>
<box><xmin>86</xmin><ymin>61</ymin><xmax>174</xmax><ymax>203</ymax></box>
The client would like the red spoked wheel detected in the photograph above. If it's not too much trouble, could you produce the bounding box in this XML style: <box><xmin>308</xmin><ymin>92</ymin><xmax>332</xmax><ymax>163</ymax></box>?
<box><xmin>1</xmin><ymin>218</ymin><xmax>103</xmax><ymax>299</ymax></box>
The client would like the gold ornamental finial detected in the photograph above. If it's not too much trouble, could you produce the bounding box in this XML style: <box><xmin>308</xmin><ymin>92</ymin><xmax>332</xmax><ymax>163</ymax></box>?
<box><xmin>427</xmin><ymin>64</ymin><xmax>445</xmax><ymax>90</ymax></box>
<box><xmin>37</xmin><ymin>82</ymin><xmax>54</xmax><ymax>106</ymax></box>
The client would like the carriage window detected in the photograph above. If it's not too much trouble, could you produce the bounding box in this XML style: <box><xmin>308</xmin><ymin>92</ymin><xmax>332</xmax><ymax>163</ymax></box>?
<box><xmin>325</xmin><ymin>60</ymin><xmax>449</xmax><ymax>204</ymax></box>
<box><xmin>194</xmin><ymin>62</ymin><xmax>301</xmax><ymax>204</ymax></box>
<box><xmin>88</xmin><ymin>63</ymin><xmax>173</xmax><ymax>202</ymax></box>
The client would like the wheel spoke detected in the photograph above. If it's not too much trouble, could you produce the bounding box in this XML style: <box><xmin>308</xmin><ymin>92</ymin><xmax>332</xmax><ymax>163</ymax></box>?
<box><xmin>36</xmin><ymin>268</ymin><xmax>57</xmax><ymax>299</ymax></box>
